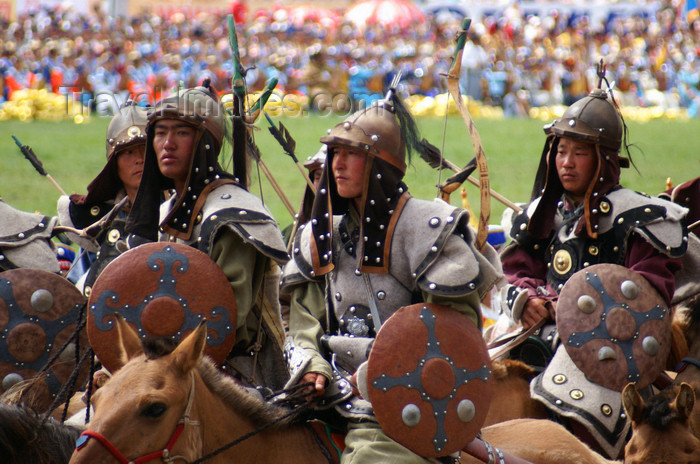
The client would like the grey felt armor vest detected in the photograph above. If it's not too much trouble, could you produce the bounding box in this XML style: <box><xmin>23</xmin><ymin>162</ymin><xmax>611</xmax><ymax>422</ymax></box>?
<box><xmin>283</xmin><ymin>197</ymin><xmax>502</xmax><ymax>335</ymax></box>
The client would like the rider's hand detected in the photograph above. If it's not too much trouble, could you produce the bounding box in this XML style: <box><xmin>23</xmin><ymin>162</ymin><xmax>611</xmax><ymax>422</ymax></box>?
<box><xmin>300</xmin><ymin>372</ymin><xmax>328</xmax><ymax>397</ymax></box>
<box><xmin>521</xmin><ymin>298</ymin><xmax>554</xmax><ymax>329</ymax></box>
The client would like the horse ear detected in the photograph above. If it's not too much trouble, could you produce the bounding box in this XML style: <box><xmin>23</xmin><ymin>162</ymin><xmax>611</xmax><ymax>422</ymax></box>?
<box><xmin>172</xmin><ymin>320</ymin><xmax>208</xmax><ymax>374</ymax></box>
<box><xmin>113</xmin><ymin>313</ymin><xmax>144</xmax><ymax>369</ymax></box>
<box><xmin>673</xmin><ymin>382</ymin><xmax>696</xmax><ymax>421</ymax></box>
<box><xmin>622</xmin><ymin>382</ymin><xmax>645</xmax><ymax>424</ymax></box>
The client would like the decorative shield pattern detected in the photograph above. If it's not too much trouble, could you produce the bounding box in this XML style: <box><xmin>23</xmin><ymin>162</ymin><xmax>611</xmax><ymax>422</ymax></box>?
<box><xmin>0</xmin><ymin>268</ymin><xmax>89</xmax><ymax>412</ymax></box>
<box><xmin>87</xmin><ymin>243</ymin><xmax>237</xmax><ymax>373</ymax></box>
<box><xmin>367</xmin><ymin>303</ymin><xmax>492</xmax><ymax>458</ymax></box>
<box><xmin>557</xmin><ymin>263</ymin><xmax>670</xmax><ymax>391</ymax></box>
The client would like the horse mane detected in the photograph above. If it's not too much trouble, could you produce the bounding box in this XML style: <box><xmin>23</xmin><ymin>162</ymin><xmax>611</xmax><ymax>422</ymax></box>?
<box><xmin>639</xmin><ymin>390</ymin><xmax>682</xmax><ymax>429</ymax></box>
<box><xmin>687</xmin><ymin>296</ymin><xmax>700</xmax><ymax>332</ymax></box>
<box><xmin>673</xmin><ymin>296</ymin><xmax>700</xmax><ymax>348</ymax></box>
<box><xmin>0</xmin><ymin>402</ymin><xmax>81</xmax><ymax>464</ymax></box>
<box><xmin>195</xmin><ymin>356</ymin><xmax>304</xmax><ymax>428</ymax></box>
<box><xmin>139</xmin><ymin>336</ymin><xmax>307</xmax><ymax>428</ymax></box>
<box><xmin>142</xmin><ymin>337</ymin><xmax>179</xmax><ymax>359</ymax></box>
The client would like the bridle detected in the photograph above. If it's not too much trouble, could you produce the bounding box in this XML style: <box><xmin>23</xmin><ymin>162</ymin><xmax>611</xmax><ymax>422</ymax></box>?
<box><xmin>74</xmin><ymin>370</ymin><xmax>325</xmax><ymax>464</ymax></box>
<box><xmin>74</xmin><ymin>372</ymin><xmax>200</xmax><ymax>464</ymax></box>
<box><xmin>676</xmin><ymin>357</ymin><xmax>700</xmax><ymax>374</ymax></box>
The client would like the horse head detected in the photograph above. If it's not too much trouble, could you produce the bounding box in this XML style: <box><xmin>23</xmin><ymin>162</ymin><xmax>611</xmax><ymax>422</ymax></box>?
<box><xmin>623</xmin><ymin>382</ymin><xmax>700</xmax><ymax>464</ymax></box>
<box><xmin>69</xmin><ymin>314</ymin><xmax>207</xmax><ymax>464</ymax></box>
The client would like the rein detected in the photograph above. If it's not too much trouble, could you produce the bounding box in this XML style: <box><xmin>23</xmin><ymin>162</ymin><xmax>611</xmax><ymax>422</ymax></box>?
<box><xmin>189</xmin><ymin>402</ymin><xmax>303</xmax><ymax>464</ymax></box>
<box><xmin>676</xmin><ymin>357</ymin><xmax>700</xmax><ymax>373</ymax></box>
<box><xmin>75</xmin><ymin>372</ymin><xmax>200</xmax><ymax>464</ymax></box>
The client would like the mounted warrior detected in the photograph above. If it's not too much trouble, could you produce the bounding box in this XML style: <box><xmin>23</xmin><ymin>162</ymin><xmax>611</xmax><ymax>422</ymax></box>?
<box><xmin>57</xmin><ymin>101</ymin><xmax>148</xmax><ymax>294</ymax></box>
<box><xmin>281</xmin><ymin>83</ymin><xmax>503</xmax><ymax>462</ymax></box>
<box><xmin>119</xmin><ymin>81</ymin><xmax>290</xmax><ymax>391</ymax></box>
<box><xmin>499</xmin><ymin>67</ymin><xmax>692</xmax><ymax>458</ymax></box>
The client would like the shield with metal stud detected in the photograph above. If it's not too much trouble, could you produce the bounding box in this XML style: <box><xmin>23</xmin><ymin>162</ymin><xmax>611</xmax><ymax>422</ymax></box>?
<box><xmin>557</xmin><ymin>263</ymin><xmax>671</xmax><ymax>391</ymax></box>
<box><xmin>0</xmin><ymin>268</ymin><xmax>89</xmax><ymax>412</ymax></box>
<box><xmin>366</xmin><ymin>303</ymin><xmax>492</xmax><ymax>458</ymax></box>
<box><xmin>87</xmin><ymin>242</ymin><xmax>237</xmax><ymax>373</ymax></box>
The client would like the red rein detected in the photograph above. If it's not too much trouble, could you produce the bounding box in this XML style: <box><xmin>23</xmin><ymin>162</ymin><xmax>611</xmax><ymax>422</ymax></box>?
<box><xmin>76</xmin><ymin>425</ymin><xmax>185</xmax><ymax>464</ymax></box>
<box><xmin>74</xmin><ymin>372</ymin><xmax>197</xmax><ymax>464</ymax></box>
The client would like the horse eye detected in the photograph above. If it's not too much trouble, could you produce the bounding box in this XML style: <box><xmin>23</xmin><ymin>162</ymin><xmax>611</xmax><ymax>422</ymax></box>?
<box><xmin>142</xmin><ymin>402</ymin><xmax>167</xmax><ymax>418</ymax></box>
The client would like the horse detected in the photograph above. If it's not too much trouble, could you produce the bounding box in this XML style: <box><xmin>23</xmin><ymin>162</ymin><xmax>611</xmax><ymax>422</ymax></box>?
<box><xmin>69</xmin><ymin>317</ymin><xmax>340</xmax><ymax>464</ymax></box>
<box><xmin>484</xmin><ymin>358</ymin><xmax>549</xmax><ymax>426</ymax></box>
<box><xmin>622</xmin><ymin>381</ymin><xmax>700</xmax><ymax>464</ymax></box>
<box><xmin>673</xmin><ymin>297</ymin><xmax>700</xmax><ymax>437</ymax></box>
<box><xmin>69</xmin><ymin>316</ymin><xmax>602</xmax><ymax>464</ymax></box>
<box><xmin>465</xmin><ymin>382</ymin><xmax>700</xmax><ymax>464</ymax></box>
<box><xmin>0</xmin><ymin>402</ymin><xmax>82</xmax><ymax>464</ymax></box>
<box><xmin>75</xmin><ymin>315</ymin><xmax>700</xmax><ymax>464</ymax></box>
<box><xmin>463</xmin><ymin>418</ymin><xmax>619</xmax><ymax>464</ymax></box>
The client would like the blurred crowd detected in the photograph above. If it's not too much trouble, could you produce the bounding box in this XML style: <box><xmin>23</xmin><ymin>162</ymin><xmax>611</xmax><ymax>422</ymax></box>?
<box><xmin>1</xmin><ymin>1</ymin><xmax>700</xmax><ymax>117</ymax></box>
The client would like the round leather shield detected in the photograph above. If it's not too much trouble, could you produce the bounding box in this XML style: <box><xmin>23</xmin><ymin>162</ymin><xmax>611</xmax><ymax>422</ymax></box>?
<box><xmin>0</xmin><ymin>268</ymin><xmax>89</xmax><ymax>412</ymax></box>
<box><xmin>87</xmin><ymin>242</ymin><xmax>237</xmax><ymax>373</ymax></box>
<box><xmin>367</xmin><ymin>303</ymin><xmax>492</xmax><ymax>458</ymax></box>
<box><xmin>557</xmin><ymin>263</ymin><xmax>670</xmax><ymax>391</ymax></box>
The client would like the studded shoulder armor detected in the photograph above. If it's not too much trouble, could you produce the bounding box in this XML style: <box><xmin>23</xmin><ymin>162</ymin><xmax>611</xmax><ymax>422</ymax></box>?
<box><xmin>280</xmin><ymin>220</ymin><xmax>322</xmax><ymax>291</ymax></box>
<box><xmin>0</xmin><ymin>200</ymin><xmax>59</xmax><ymax>273</ymax></box>
<box><xmin>392</xmin><ymin>198</ymin><xmax>502</xmax><ymax>299</ymax></box>
<box><xmin>159</xmin><ymin>183</ymin><xmax>288</xmax><ymax>265</ymax></box>
<box><xmin>544</xmin><ymin>189</ymin><xmax>688</xmax><ymax>292</ymax></box>
<box><xmin>508</xmin><ymin>197</ymin><xmax>553</xmax><ymax>253</ymax></box>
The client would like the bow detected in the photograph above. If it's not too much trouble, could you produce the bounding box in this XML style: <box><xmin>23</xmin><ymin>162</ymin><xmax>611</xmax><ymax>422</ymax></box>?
<box><xmin>442</xmin><ymin>18</ymin><xmax>491</xmax><ymax>252</ymax></box>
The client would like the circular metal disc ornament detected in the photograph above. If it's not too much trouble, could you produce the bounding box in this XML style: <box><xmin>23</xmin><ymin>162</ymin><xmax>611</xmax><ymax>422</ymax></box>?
<box><xmin>87</xmin><ymin>243</ymin><xmax>237</xmax><ymax>373</ymax></box>
<box><xmin>0</xmin><ymin>268</ymin><xmax>89</xmax><ymax>412</ymax></box>
<box><xmin>367</xmin><ymin>303</ymin><xmax>492</xmax><ymax>458</ymax></box>
<box><xmin>557</xmin><ymin>263</ymin><xmax>670</xmax><ymax>391</ymax></box>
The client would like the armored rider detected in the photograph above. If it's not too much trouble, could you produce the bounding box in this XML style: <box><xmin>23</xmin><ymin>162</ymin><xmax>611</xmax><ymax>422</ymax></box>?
<box><xmin>58</xmin><ymin>101</ymin><xmax>147</xmax><ymax>292</ymax></box>
<box><xmin>125</xmin><ymin>81</ymin><xmax>289</xmax><ymax>390</ymax></box>
<box><xmin>281</xmin><ymin>87</ymin><xmax>502</xmax><ymax>463</ymax></box>
<box><xmin>499</xmin><ymin>82</ymin><xmax>690</xmax><ymax>457</ymax></box>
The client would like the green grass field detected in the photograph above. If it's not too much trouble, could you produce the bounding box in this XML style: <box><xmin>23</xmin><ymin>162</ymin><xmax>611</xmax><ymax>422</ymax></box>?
<box><xmin>2</xmin><ymin>114</ymin><xmax>698</xmax><ymax>231</ymax></box>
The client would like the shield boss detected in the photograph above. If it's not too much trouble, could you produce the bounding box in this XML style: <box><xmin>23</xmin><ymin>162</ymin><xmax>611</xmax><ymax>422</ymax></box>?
<box><xmin>557</xmin><ymin>263</ymin><xmax>670</xmax><ymax>391</ymax></box>
<box><xmin>0</xmin><ymin>268</ymin><xmax>89</xmax><ymax>412</ymax></box>
<box><xmin>367</xmin><ymin>303</ymin><xmax>492</xmax><ymax>457</ymax></box>
<box><xmin>87</xmin><ymin>243</ymin><xmax>237</xmax><ymax>373</ymax></box>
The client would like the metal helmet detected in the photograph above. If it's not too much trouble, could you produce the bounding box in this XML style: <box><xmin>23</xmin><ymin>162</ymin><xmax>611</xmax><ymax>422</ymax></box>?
<box><xmin>105</xmin><ymin>103</ymin><xmax>148</xmax><ymax>160</ymax></box>
<box><xmin>148</xmin><ymin>84</ymin><xmax>226</xmax><ymax>151</ymax></box>
<box><xmin>320</xmin><ymin>99</ymin><xmax>407</xmax><ymax>174</ymax></box>
<box><xmin>128</xmin><ymin>81</ymin><xmax>234</xmax><ymax>242</ymax></box>
<box><xmin>310</xmin><ymin>87</ymin><xmax>418</xmax><ymax>275</ymax></box>
<box><xmin>526</xmin><ymin>86</ymin><xmax>628</xmax><ymax>240</ymax></box>
<box><xmin>303</xmin><ymin>145</ymin><xmax>327</xmax><ymax>173</ymax></box>
<box><xmin>545</xmin><ymin>89</ymin><xmax>622</xmax><ymax>152</ymax></box>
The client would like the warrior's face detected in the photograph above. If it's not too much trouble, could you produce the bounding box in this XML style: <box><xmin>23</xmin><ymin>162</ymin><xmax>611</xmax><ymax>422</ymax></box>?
<box><xmin>555</xmin><ymin>136</ymin><xmax>598</xmax><ymax>205</ymax></box>
<box><xmin>116</xmin><ymin>144</ymin><xmax>145</xmax><ymax>201</ymax></box>
<box><xmin>332</xmin><ymin>145</ymin><xmax>367</xmax><ymax>207</ymax></box>
<box><xmin>152</xmin><ymin>119</ymin><xmax>196</xmax><ymax>193</ymax></box>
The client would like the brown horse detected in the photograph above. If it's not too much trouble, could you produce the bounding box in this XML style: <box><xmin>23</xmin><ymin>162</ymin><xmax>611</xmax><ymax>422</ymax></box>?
<box><xmin>484</xmin><ymin>358</ymin><xmax>549</xmax><ymax>426</ymax></box>
<box><xmin>673</xmin><ymin>298</ymin><xmax>700</xmax><ymax>437</ymax></box>
<box><xmin>463</xmin><ymin>419</ymin><xmax>619</xmax><ymax>464</ymax></box>
<box><xmin>466</xmin><ymin>381</ymin><xmax>700</xmax><ymax>464</ymax></box>
<box><xmin>72</xmin><ymin>316</ymin><xmax>698</xmax><ymax>464</ymax></box>
<box><xmin>622</xmin><ymin>382</ymin><xmax>700</xmax><ymax>464</ymax></box>
<box><xmin>69</xmin><ymin>318</ymin><xmax>338</xmax><ymax>464</ymax></box>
